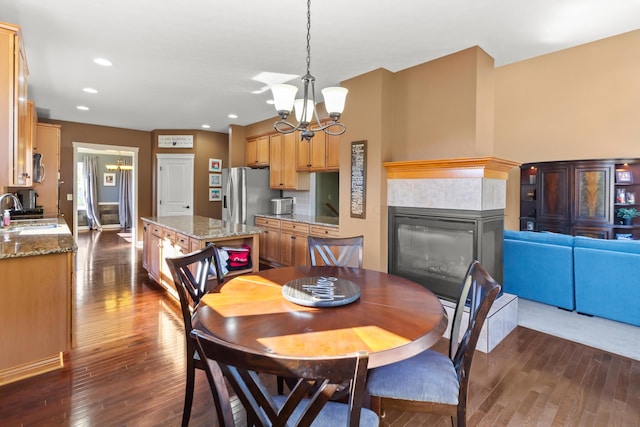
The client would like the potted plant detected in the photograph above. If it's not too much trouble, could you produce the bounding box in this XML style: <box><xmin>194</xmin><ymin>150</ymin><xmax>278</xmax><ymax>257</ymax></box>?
<box><xmin>617</xmin><ymin>207</ymin><xmax>640</xmax><ymax>225</ymax></box>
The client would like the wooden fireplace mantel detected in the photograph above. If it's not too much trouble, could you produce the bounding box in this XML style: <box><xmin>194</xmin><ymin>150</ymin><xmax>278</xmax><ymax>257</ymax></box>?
<box><xmin>383</xmin><ymin>157</ymin><xmax>521</xmax><ymax>180</ymax></box>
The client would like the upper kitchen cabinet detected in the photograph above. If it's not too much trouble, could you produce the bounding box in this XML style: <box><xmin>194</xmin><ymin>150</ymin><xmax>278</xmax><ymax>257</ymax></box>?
<box><xmin>0</xmin><ymin>22</ymin><xmax>32</xmax><ymax>187</ymax></box>
<box><xmin>296</xmin><ymin>128</ymin><xmax>340</xmax><ymax>172</ymax></box>
<box><xmin>246</xmin><ymin>135</ymin><xmax>269</xmax><ymax>168</ymax></box>
<box><xmin>32</xmin><ymin>123</ymin><xmax>61</xmax><ymax>215</ymax></box>
<box><xmin>269</xmin><ymin>132</ymin><xmax>310</xmax><ymax>190</ymax></box>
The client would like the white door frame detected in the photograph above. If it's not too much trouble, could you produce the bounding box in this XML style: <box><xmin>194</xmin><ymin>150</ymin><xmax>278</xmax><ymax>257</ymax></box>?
<box><xmin>72</xmin><ymin>142</ymin><xmax>139</xmax><ymax>242</ymax></box>
<box><xmin>156</xmin><ymin>153</ymin><xmax>194</xmax><ymax>216</ymax></box>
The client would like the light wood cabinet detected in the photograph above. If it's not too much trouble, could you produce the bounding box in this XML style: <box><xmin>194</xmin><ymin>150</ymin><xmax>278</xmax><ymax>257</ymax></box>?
<box><xmin>280</xmin><ymin>220</ymin><xmax>310</xmax><ymax>266</ymax></box>
<box><xmin>0</xmin><ymin>22</ymin><xmax>32</xmax><ymax>187</ymax></box>
<box><xmin>256</xmin><ymin>216</ymin><xmax>338</xmax><ymax>266</ymax></box>
<box><xmin>142</xmin><ymin>218</ymin><xmax>261</xmax><ymax>299</ymax></box>
<box><xmin>296</xmin><ymin>132</ymin><xmax>340</xmax><ymax>172</ymax></box>
<box><xmin>255</xmin><ymin>216</ymin><xmax>281</xmax><ymax>263</ymax></box>
<box><xmin>309</xmin><ymin>224</ymin><xmax>340</xmax><ymax>238</ymax></box>
<box><xmin>325</xmin><ymin>133</ymin><xmax>340</xmax><ymax>171</ymax></box>
<box><xmin>270</xmin><ymin>133</ymin><xmax>310</xmax><ymax>190</ymax></box>
<box><xmin>246</xmin><ymin>135</ymin><xmax>269</xmax><ymax>167</ymax></box>
<box><xmin>1</xmin><ymin>251</ymin><xmax>74</xmax><ymax>385</ymax></box>
<box><xmin>32</xmin><ymin>122</ymin><xmax>61</xmax><ymax>216</ymax></box>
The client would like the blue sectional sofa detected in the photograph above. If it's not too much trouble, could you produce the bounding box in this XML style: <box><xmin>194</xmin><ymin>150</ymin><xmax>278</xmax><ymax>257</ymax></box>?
<box><xmin>503</xmin><ymin>230</ymin><xmax>576</xmax><ymax>310</ymax></box>
<box><xmin>503</xmin><ymin>229</ymin><xmax>640</xmax><ymax>327</ymax></box>
<box><xmin>573</xmin><ymin>236</ymin><xmax>640</xmax><ymax>327</ymax></box>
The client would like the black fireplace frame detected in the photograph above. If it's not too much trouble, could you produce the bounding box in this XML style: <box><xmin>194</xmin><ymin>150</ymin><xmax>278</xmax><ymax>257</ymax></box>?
<box><xmin>388</xmin><ymin>206</ymin><xmax>504</xmax><ymax>302</ymax></box>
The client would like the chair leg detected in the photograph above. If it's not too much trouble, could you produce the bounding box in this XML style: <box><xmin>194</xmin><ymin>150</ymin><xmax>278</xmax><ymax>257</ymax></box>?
<box><xmin>369</xmin><ymin>395</ymin><xmax>383</xmax><ymax>418</ymax></box>
<box><xmin>182</xmin><ymin>361</ymin><xmax>195</xmax><ymax>427</ymax></box>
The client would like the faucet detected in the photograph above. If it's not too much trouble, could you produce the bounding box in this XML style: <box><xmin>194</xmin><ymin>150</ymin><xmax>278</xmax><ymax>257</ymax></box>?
<box><xmin>0</xmin><ymin>193</ymin><xmax>23</xmax><ymax>213</ymax></box>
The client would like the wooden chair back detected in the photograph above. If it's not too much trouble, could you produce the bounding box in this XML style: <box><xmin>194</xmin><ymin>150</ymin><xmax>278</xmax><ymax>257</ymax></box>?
<box><xmin>165</xmin><ymin>245</ymin><xmax>225</xmax><ymax>334</ymax></box>
<box><xmin>192</xmin><ymin>329</ymin><xmax>373</xmax><ymax>427</ymax></box>
<box><xmin>307</xmin><ymin>235</ymin><xmax>364</xmax><ymax>268</ymax></box>
<box><xmin>450</xmin><ymin>260</ymin><xmax>501</xmax><ymax>421</ymax></box>
<box><xmin>165</xmin><ymin>244</ymin><xmax>225</xmax><ymax>426</ymax></box>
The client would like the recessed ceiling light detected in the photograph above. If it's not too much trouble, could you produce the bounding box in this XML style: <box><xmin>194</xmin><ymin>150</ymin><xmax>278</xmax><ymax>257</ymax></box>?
<box><xmin>94</xmin><ymin>58</ymin><xmax>112</xmax><ymax>66</ymax></box>
<box><xmin>77</xmin><ymin>105</ymin><xmax>90</xmax><ymax>111</ymax></box>
<box><xmin>201</xmin><ymin>124</ymin><xmax>211</xmax><ymax>129</ymax></box>
<box><xmin>266</xmin><ymin>99</ymin><xmax>275</xmax><ymax>105</ymax></box>
<box><xmin>83</xmin><ymin>87</ymin><xmax>98</xmax><ymax>94</ymax></box>
<box><xmin>228</xmin><ymin>114</ymin><xmax>238</xmax><ymax>119</ymax></box>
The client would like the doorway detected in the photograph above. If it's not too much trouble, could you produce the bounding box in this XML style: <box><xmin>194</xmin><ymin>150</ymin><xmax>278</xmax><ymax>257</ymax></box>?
<box><xmin>72</xmin><ymin>142</ymin><xmax>139</xmax><ymax>244</ymax></box>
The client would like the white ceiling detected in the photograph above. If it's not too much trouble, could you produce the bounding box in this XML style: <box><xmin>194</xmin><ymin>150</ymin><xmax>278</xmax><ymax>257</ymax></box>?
<box><xmin>1</xmin><ymin>0</ymin><xmax>639</xmax><ymax>133</ymax></box>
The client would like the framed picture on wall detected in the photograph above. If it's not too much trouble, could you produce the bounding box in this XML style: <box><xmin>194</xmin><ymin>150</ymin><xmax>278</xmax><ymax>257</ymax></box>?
<box><xmin>209</xmin><ymin>188</ymin><xmax>222</xmax><ymax>201</ymax></box>
<box><xmin>209</xmin><ymin>173</ymin><xmax>222</xmax><ymax>187</ymax></box>
<box><xmin>104</xmin><ymin>173</ymin><xmax>116</xmax><ymax>186</ymax></box>
<box><xmin>209</xmin><ymin>158</ymin><xmax>222</xmax><ymax>172</ymax></box>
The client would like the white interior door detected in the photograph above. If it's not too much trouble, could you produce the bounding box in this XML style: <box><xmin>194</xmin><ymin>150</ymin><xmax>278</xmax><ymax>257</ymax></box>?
<box><xmin>157</xmin><ymin>154</ymin><xmax>194</xmax><ymax>216</ymax></box>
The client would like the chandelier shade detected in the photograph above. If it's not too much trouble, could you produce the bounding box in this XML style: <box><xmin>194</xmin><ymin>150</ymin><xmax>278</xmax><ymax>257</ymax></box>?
<box><xmin>271</xmin><ymin>84</ymin><xmax>298</xmax><ymax>114</ymax></box>
<box><xmin>270</xmin><ymin>0</ymin><xmax>348</xmax><ymax>142</ymax></box>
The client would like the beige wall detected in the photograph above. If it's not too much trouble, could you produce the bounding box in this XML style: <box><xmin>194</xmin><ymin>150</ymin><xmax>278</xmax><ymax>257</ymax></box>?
<box><xmin>228</xmin><ymin>124</ymin><xmax>246</xmax><ymax>168</ymax></box>
<box><xmin>340</xmin><ymin>68</ymin><xmax>395</xmax><ymax>270</ymax></box>
<box><xmin>391</xmin><ymin>46</ymin><xmax>495</xmax><ymax>160</ymax></box>
<box><xmin>494</xmin><ymin>30</ymin><xmax>640</xmax><ymax>229</ymax></box>
<box><xmin>331</xmin><ymin>31</ymin><xmax>640</xmax><ymax>271</ymax></box>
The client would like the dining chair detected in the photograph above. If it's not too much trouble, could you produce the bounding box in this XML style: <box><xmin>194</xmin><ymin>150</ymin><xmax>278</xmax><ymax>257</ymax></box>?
<box><xmin>366</xmin><ymin>260</ymin><xmax>501</xmax><ymax>427</ymax></box>
<box><xmin>165</xmin><ymin>244</ymin><xmax>225</xmax><ymax>427</ymax></box>
<box><xmin>191</xmin><ymin>328</ymin><xmax>379</xmax><ymax>427</ymax></box>
<box><xmin>307</xmin><ymin>235</ymin><xmax>364</xmax><ymax>268</ymax></box>
<box><xmin>281</xmin><ymin>234</ymin><xmax>364</xmax><ymax>396</ymax></box>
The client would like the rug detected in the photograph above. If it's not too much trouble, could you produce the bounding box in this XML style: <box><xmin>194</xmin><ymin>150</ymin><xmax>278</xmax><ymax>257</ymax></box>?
<box><xmin>117</xmin><ymin>232</ymin><xmax>133</xmax><ymax>243</ymax></box>
<box><xmin>518</xmin><ymin>298</ymin><xmax>640</xmax><ymax>361</ymax></box>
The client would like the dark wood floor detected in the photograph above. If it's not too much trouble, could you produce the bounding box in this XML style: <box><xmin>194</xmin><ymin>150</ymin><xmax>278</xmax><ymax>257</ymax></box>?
<box><xmin>1</xmin><ymin>230</ymin><xmax>638</xmax><ymax>426</ymax></box>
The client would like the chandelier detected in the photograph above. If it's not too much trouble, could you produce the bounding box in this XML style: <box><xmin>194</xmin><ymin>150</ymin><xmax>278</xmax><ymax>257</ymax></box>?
<box><xmin>270</xmin><ymin>0</ymin><xmax>348</xmax><ymax>142</ymax></box>
<box><xmin>105</xmin><ymin>159</ymin><xmax>133</xmax><ymax>171</ymax></box>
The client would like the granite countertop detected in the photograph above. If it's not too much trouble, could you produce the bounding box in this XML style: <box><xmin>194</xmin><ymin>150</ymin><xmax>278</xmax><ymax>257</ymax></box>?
<box><xmin>0</xmin><ymin>217</ymin><xmax>77</xmax><ymax>259</ymax></box>
<box><xmin>254</xmin><ymin>213</ymin><xmax>339</xmax><ymax>227</ymax></box>
<box><xmin>142</xmin><ymin>215</ymin><xmax>264</xmax><ymax>240</ymax></box>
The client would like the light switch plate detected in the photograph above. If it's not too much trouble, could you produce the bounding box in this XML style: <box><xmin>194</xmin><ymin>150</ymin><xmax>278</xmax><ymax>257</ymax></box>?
<box><xmin>67</xmin><ymin>194</ymin><xmax>73</xmax><ymax>201</ymax></box>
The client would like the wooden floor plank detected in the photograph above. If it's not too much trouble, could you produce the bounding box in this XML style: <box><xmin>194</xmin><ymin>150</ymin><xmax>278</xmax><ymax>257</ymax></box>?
<box><xmin>0</xmin><ymin>230</ymin><xmax>639</xmax><ymax>426</ymax></box>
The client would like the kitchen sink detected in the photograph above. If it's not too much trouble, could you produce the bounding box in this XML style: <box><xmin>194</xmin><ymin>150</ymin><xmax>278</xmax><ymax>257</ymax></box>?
<box><xmin>3</xmin><ymin>218</ymin><xmax>68</xmax><ymax>235</ymax></box>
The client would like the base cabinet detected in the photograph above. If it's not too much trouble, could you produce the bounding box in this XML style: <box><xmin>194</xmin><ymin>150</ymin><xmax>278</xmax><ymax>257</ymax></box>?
<box><xmin>0</xmin><ymin>252</ymin><xmax>73</xmax><ymax>386</ymax></box>
<box><xmin>280</xmin><ymin>220</ymin><xmax>310</xmax><ymax>266</ymax></box>
<box><xmin>256</xmin><ymin>216</ymin><xmax>339</xmax><ymax>266</ymax></box>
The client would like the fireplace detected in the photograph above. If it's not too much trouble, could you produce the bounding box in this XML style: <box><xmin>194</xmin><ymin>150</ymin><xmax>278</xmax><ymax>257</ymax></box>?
<box><xmin>388</xmin><ymin>206</ymin><xmax>503</xmax><ymax>302</ymax></box>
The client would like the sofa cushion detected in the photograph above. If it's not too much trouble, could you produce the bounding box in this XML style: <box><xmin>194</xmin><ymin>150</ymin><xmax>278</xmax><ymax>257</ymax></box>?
<box><xmin>503</xmin><ymin>230</ymin><xmax>575</xmax><ymax>310</ymax></box>
<box><xmin>504</xmin><ymin>229</ymin><xmax>574</xmax><ymax>246</ymax></box>
<box><xmin>574</xmin><ymin>236</ymin><xmax>640</xmax><ymax>327</ymax></box>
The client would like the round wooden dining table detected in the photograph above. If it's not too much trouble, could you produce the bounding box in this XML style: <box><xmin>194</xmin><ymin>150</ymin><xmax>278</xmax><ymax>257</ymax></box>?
<box><xmin>193</xmin><ymin>265</ymin><xmax>447</xmax><ymax>368</ymax></box>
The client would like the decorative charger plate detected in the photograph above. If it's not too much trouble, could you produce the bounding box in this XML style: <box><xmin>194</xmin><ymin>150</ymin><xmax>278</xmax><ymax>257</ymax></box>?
<box><xmin>282</xmin><ymin>276</ymin><xmax>361</xmax><ymax>307</ymax></box>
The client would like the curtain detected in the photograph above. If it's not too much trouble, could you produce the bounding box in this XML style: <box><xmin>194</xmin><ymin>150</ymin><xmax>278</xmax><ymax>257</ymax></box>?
<box><xmin>118</xmin><ymin>159</ymin><xmax>133</xmax><ymax>228</ymax></box>
<box><xmin>83</xmin><ymin>156</ymin><xmax>102</xmax><ymax>230</ymax></box>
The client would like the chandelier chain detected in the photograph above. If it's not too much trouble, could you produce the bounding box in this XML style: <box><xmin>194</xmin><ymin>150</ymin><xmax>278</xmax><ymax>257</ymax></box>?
<box><xmin>306</xmin><ymin>0</ymin><xmax>312</xmax><ymax>76</ymax></box>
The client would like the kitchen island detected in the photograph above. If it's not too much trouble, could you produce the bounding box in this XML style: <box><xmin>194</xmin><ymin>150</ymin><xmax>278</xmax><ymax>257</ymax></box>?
<box><xmin>0</xmin><ymin>217</ymin><xmax>77</xmax><ymax>386</ymax></box>
<box><xmin>141</xmin><ymin>215</ymin><xmax>263</xmax><ymax>298</ymax></box>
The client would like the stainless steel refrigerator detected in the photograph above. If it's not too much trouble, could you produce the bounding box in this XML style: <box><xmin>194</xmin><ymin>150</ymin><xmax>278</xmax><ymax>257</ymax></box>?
<box><xmin>222</xmin><ymin>167</ymin><xmax>277</xmax><ymax>225</ymax></box>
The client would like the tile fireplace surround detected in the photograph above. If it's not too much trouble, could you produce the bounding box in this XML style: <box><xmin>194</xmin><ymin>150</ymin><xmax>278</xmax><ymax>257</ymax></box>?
<box><xmin>384</xmin><ymin>157</ymin><xmax>521</xmax><ymax>352</ymax></box>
